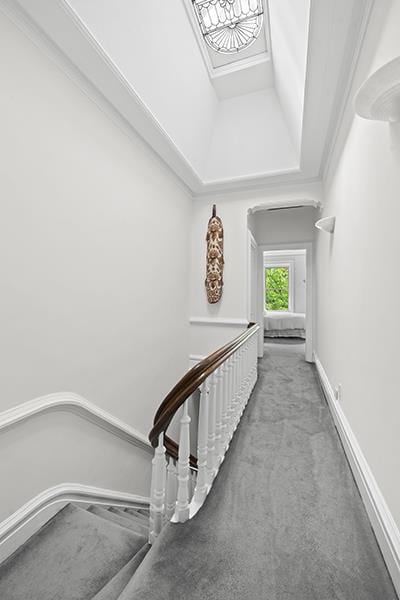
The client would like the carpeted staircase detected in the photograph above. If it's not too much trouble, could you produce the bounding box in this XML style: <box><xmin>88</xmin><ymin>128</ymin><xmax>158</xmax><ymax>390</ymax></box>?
<box><xmin>0</xmin><ymin>503</ymin><xmax>150</xmax><ymax>600</ymax></box>
<box><xmin>0</xmin><ymin>344</ymin><xmax>398</xmax><ymax>599</ymax></box>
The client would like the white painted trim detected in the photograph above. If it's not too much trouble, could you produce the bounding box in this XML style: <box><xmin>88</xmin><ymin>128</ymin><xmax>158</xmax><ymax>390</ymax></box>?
<box><xmin>247</xmin><ymin>230</ymin><xmax>258</xmax><ymax>323</ymax></box>
<box><xmin>189</xmin><ymin>354</ymin><xmax>206</xmax><ymax>363</ymax></box>
<box><xmin>0</xmin><ymin>393</ymin><xmax>152</xmax><ymax>453</ymax></box>
<box><xmin>264</xmin><ymin>260</ymin><xmax>295</xmax><ymax>313</ymax></box>
<box><xmin>190</xmin><ymin>317</ymin><xmax>249</xmax><ymax>326</ymax></box>
<box><xmin>0</xmin><ymin>483</ymin><xmax>150</xmax><ymax>564</ymax></box>
<box><xmin>322</xmin><ymin>0</ymin><xmax>379</xmax><ymax>190</ymax></box>
<box><xmin>258</xmin><ymin>242</ymin><xmax>314</xmax><ymax>363</ymax></box>
<box><xmin>314</xmin><ymin>354</ymin><xmax>400</xmax><ymax>596</ymax></box>
<box><xmin>248</xmin><ymin>197</ymin><xmax>321</xmax><ymax>213</ymax></box>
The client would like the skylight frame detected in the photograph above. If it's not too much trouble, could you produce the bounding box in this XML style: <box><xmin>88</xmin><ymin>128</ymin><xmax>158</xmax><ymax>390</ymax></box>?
<box><xmin>192</xmin><ymin>0</ymin><xmax>264</xmax><ymax>55</ymax></box>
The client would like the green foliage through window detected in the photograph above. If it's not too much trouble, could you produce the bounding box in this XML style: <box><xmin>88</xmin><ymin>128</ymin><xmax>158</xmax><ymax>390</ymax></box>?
<box><xmin>265</xmin><ymin>267</ymin><xmax>289</xmax><ymax>311</ymax></box>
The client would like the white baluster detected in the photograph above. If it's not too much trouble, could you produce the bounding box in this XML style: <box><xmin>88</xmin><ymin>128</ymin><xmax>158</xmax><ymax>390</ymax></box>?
<box><xmin>230</xmin><ymin>354</ymin><xmax>237</xmax><ymax>437</ymax></box>
<box><xmin>193</xmin><ymin>380</ymin><xmax>209</xmax><ymax>506</ymax></box>
<box><xmin>174</xmin><ymin>401</ymin><xmax>191</xmax><ymax>522</ymax></box>
<box><xmin>238</xmin><ymin>348</ymin><xmax>244</xmax><ymax>417</ymax></box>
<box><xmin>221</xmin><ymin>360</ymin><xmax>229</xmax><ymax>453</ymax></box>
<box><xmin>190</xmin><ymin>469</ymin><xmax>197</xmax><ymax>499</ymax></box>
<box><xmin>235</xmin><ymin>348</ymin><xmax>243</xmax><ymax>424</ymax></box>
<box><xmin>149</xmin><ymin>433</ymin><xmax>166</xmax><ymax>543</ymax></box>
<box><xmin>227</xmin><ymin>356</ymin><xmax>235</xmax><ymax>444</ymax></box>
<box><xmin>253</xmin><ymin>335</ymin><xmax>258</xmax><ymax>388</ymax></box>
<box><xmin>244</xmin><ymin>341</ymin><xmax>251</xmax><ymax>402</ymax></box>
<box><xmin>207</xmin><ymin>370</ymin><xmax>217</xmax><ymax>484</ymax></box>
<box><xmin>231</xmin><ymin>352</ymin><xmax>238</xmax><ymax>431</ymax></box>
<box><xmin>242</xmin><ymin>345</ymin><xmax>247</xmax><ymax>402</ymax></box>
<box><xmin>165</xmin><ymin>457</ymin><xmax>177</xmax><ymax>521</ymax></box>
<box><xmin>214</xmin><ymin>366</ymin><xmax>224</xmax><ymax>467</ymax></box>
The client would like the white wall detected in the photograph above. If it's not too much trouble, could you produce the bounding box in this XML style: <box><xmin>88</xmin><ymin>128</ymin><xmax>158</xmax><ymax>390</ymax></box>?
<box><xmin>254</xmin><ymin>206</ymin><xmax>317</xmax><ymax>245</ymax></box>
<box><xmin>190</xmin><ymin>187</ymin><xmax>321</xmax><ymax>355</ymax></box>
<box><xmin>0</xmin><ymin>11</ymin><xmax>191</xmax><ymax>509</ymax></box>
<box><xmin>0</xmin><ymin>411</ymin><xmax>152</xmax><ymax>521</ymax></box>
<box><xmin>315</xmin><ymin>0</ymin><xmax>400</xmax><ymax>532</ymax></box>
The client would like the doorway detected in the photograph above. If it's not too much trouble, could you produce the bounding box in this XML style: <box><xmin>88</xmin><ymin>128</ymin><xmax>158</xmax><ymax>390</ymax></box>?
<box><xmin>257</xmin><ymin>243</ymin><xmax>313</xmax><ymax>362</ymax></box>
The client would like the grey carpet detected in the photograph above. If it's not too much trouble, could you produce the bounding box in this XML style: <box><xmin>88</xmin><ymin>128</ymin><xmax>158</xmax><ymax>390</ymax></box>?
<box><xmin>88</xmin><ymin>505</ymin><xmax>148</xmax><ymax>538</ymax></box>
<box><xmin>0</xmin><ymin>504</ymin><xmax>149</xmax><ymax>600</ymax></box>
<box><xmin>92</xmin><ymin>544</ymin><xmax>150</xmax><ymax>600</ymax></box>
<box><xmin>109</xmin><ymin>508</ymin><xmax>149</xmax><ymax>535</ymax></box>
<box><xmin>120</xmin><ymin>343</ymin><xmax>398</xmax><ymax>600</ymax></box>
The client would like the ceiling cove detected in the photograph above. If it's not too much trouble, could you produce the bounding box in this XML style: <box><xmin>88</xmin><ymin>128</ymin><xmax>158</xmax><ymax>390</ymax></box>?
<box><xmin>2</xmin><ymin>0</ymin><xmax>374</xmax><ymax>197</ymax></box>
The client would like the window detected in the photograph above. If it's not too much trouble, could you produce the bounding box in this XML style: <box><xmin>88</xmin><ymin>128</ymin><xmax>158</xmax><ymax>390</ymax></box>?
<box><xmin>265</xmin><ymin>266</ymin><xmax>291</xmax><ymax>311</ymax></box>
<box><xmin>192</xmin><ymin>0</ymin><xmax>264</xmax><ymax>54</ymax></box>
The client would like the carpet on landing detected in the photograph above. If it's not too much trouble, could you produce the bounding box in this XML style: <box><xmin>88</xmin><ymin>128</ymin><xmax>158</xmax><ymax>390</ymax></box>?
<box><xmin>121</xmin><ymin>342</ymin><xmax>398</xmax><ymax>600</ymax></box>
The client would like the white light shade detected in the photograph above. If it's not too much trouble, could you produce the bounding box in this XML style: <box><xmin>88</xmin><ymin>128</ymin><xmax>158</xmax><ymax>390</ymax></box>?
<box><xmin>355</xmin><ymin>56</ymin><xmax>400</xmax><ymax>122</ymax></box>
<box><xmin>315</xmin><ymin>216</ymin><xmax>336</xmax><ymax>234</ymax></box>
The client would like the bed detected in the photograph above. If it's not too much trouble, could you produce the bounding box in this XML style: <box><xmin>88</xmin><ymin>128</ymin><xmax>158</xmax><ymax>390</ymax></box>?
<box><xmin>264</xmin><ymin>311</ymin><xmax>306</xmax><ymax>338</ymax></box>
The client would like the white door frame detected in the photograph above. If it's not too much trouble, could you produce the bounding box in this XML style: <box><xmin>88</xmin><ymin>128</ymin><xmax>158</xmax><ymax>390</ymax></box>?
<box><xmin>258</xmin><ymin>242</ymin><xmax>314</xmax><ymax>363</ymax></box>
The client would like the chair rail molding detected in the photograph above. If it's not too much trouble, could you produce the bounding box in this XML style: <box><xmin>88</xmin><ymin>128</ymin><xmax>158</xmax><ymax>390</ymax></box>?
<box><xmin>314</xmin><ymin>353</ymin><xmax>400</xmax><ymax>596</ymax></box>
<box><xmin>0</xmin><ymin>483</ymin><xmax>150</xmax><ymax>564</ymax></box>
<box><xmin>0</xmin><ymin>393</ymin><xmax>152</xmax><ymax>453</ymax></box>
<box><xmin>190</xmin><ymin>317</ymin><xmax>249</xmax><ymax>326</ymax></box>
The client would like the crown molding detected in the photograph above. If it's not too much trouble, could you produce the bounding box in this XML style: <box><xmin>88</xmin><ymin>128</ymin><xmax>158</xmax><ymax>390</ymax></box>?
<box><xmin>1</xmin><ymin>0</ymin><xmax>377</xmax><ymax>198</ymax></box>
<box><xmin>321</xmin><ymin>0</ymin><xmax>377</xmax><ymax>189</ymax></box>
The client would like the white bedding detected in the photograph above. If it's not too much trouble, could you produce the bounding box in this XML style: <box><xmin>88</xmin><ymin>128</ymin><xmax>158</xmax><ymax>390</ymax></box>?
<box><xmin>264</xmin><ymin>311</ymin><xmax>305</xmax><ymax>331</ymax></box>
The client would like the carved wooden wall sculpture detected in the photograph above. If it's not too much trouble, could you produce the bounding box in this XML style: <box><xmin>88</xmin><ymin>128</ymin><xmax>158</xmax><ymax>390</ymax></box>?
<box><xmin>205</xmin><ymin>204</ymin><xmax>224</xmax><ymax>304</ymax></box>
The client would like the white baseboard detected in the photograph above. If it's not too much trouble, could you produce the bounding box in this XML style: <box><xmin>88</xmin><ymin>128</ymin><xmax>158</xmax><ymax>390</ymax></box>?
<box><xmin>314</xmin><ymin>353</ymin><xmax>400</xmax><ymax>596</ymax></box>
<box><xmin>0</xmin><ymin>483</ymin><xmax>150</xmax><ymax>565</ymax></box>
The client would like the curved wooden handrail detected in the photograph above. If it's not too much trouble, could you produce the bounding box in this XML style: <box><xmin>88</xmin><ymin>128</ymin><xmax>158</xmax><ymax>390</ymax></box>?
<box><xmin>149</xmin><ymin>323</ymin><xmax>259</xmax><ymax>461</ymax></box>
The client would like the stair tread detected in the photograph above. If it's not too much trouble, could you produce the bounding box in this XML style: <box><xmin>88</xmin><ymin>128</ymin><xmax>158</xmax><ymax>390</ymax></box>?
<box><xmin>91</xmin><ymin>544</ymin><xmax>150</xmax><ymax>600</ymax></box>
<box><xmin>88</xmin><ymin>506</ymin><xmax>147</xmax><ymax>537</ymax></box>
<box><xmin>0</xmin><ymin>504</ymin><xmax>145</xmax><ymax>600</ymax></box>
<box><xmin>134</xmin><ymin>508</ymin><xmax>150</xmax><ymax>517</ymax></box>
<box><xmin>110</xmin><ymin>508</ymin><xmax>148</xmax><ymax>529</ymax></box>
<box><xmin>123</xmin><ymin>508</ymin><xmax>149</xmax><ymax>522</ymax></box>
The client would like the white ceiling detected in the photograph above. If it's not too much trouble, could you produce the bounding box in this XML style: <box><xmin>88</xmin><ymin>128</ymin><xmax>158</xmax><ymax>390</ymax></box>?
<box><xmin>6</xmin><ymin>0</ymin><xmax>374</xmax><ymax>197</ymax></box>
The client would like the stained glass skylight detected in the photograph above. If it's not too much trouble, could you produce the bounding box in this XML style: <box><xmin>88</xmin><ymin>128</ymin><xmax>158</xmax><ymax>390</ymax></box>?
<box><xmin>192</xmin><ymin>0</ymin><xmax>264</xmax><ymax>54</ymax></box>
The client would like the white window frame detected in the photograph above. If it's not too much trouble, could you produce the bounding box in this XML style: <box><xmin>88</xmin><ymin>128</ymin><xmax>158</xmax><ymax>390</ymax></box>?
<box><xmin>264</xmin><ymin>261</ymin><xmax>294</xmax><ymax>313</ymax></box>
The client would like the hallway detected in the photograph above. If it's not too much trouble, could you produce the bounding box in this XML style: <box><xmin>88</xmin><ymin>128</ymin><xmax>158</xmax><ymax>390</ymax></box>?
<box><xmin>122</xmin><ymin>343</ymin><xmax>397</xmax><ymax>599</ymax></box>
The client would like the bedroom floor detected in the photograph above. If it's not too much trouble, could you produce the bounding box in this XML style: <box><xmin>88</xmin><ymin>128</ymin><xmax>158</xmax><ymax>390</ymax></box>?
<box><xmin>264</xmin><ymin>337</ymin><xmax>305</xmax><ymax>346</ymax></box>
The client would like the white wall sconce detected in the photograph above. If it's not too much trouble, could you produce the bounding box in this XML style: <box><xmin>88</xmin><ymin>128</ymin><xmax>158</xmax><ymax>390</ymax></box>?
<box><xmin>315</xmin><ymin>216</ymin><xmax>336</xmax><ymax>234</ymax></box>
<box><xmin>355</xmin><ymin>56</ymin><xmax>400</xmax><ymax>121</ymax></box>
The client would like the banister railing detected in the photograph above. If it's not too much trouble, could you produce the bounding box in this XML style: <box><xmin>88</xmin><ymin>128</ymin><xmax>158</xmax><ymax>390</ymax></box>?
<box><xmin>148</xmin><ymin>322</ymin><xmax>259</xmax><ymax>543</ymax></box>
